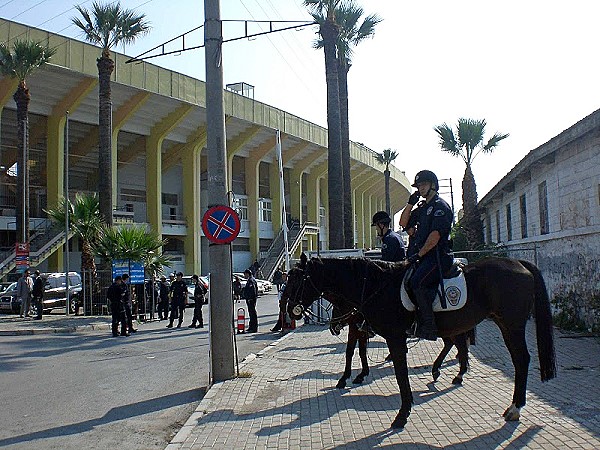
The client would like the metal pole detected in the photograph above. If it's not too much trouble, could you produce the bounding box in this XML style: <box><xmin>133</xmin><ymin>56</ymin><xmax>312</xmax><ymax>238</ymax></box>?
<box><xmin>64</xmin><ymin>112</ymin><xmax>70</xmax><ymax>315</ymax></box>
<box><xmin>21</xmin><ymin>117</ymin><xmax>26</xmax><ymax>243</ymax></box>
<box><xmin>205</xmin><ymin>0</ymin><xmax>235</xmax><ymax>382</ymax></box>
<box><xmin>276</xmin><ymin>130</ymin><xmax>290</xmax><ymax>271</ymax></box>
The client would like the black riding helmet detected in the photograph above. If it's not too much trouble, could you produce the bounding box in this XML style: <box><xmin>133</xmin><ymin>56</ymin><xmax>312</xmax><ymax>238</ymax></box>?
<box><xmin>371</xmin><ymin>211</ymin><xmax>392</xmax><ymax>226</ymax></box>
<box><xmin>412</xmin><ymin>170</ymin><xmax>439</xmax><ymax>191</ymax></box>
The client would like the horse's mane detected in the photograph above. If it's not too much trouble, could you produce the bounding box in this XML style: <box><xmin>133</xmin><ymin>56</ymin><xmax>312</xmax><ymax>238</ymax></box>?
<box><xmin>309</xmin><ymin>256</ymin><xmax>401</xmax><ymax>285</ymax></box>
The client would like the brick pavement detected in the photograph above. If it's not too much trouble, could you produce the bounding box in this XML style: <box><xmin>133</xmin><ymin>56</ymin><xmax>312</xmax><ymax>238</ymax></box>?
<box><xmin>167</xmin><ymin>319</ymin><xmax>600</xmax><ymax>449</ymax></box>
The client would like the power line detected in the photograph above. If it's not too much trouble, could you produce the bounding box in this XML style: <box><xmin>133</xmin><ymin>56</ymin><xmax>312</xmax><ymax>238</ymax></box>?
<box><xmin>0</xmin><ymin>0</ymin><xmax>19</xmax><ymax>9</ymax></box>
<box><xmin>9</xmin><ymin>0</ymin><xmax>49</xmax><ymax>21</ymax></box>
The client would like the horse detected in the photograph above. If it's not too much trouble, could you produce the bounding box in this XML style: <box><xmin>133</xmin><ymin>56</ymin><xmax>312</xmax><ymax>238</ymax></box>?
<box><xmin>330</xmin><ymin>306</ymin><xmax>474</xmax><ymax>388</ymax></box>
<box><xmin>284</xmin><ymin>254</ymin><xmax>556</xmax><ymax>429</ymax></box>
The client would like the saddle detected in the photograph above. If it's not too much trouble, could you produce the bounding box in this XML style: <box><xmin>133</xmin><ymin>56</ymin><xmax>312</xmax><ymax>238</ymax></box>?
<box><xmin>400</xmin><ymin>259</ymin><xmax>467</xmax><ymax>313</ymax></box>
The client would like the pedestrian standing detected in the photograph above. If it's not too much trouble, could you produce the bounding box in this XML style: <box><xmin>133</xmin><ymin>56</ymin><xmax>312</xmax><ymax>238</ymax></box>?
<box><xmin>32</xmin><ymin>270</ymin><xmax>44</xmax><ymax>320</ymax></box>
<box><xmin>188</xmin><ymin>274</ymin><xmax>207</xmax><ymax>328</ymax></box>
<box><xmin>17</xmin><ymin>269</ymin><xmax>33</xmax><ymax>318</ymax></box>
<box><xmin>167</xmin><ymin>272</ymin><xmax>187</xmax><ymax>328</ymax></box>
<box><xmin>121</xmin><ymin>273</ymin><xmax>137</xmax><ymax>333</ymax></box>
<box><xmin>273</xmin><ymin>268</ymin><xmax>283</xmax><ymax>292</ymax></box>
<box><xmin>107</xmin><ymin>276</ymin><xmax>128</xmax><ymax>337</ymax></box>
<box><xmin>271</xmin><ymin>272</ymin><xmax>288</xmax><ymax>332</ymax></box>
<box><xmin>158</xmin><ymin>276</ymin><xmax>170</xmax><ymax>320</ymax></box>
<box><xmin>242</xmin><ymin>269</ymin><xmax>259</xmax><ymax>333</ymax></box>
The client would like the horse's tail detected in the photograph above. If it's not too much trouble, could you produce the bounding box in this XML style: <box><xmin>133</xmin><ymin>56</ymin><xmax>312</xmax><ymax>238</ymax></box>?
<box><xmin>520</xmin><ymin>259</ymin><xmax>557</xmax><ymax>381</ymax></box>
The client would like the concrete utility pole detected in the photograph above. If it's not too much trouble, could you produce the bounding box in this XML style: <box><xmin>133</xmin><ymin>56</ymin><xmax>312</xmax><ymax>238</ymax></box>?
<box><xmin>204</xmin><ymin>0</ymin><xmax>235</xmax><ymax>382</ymax></box>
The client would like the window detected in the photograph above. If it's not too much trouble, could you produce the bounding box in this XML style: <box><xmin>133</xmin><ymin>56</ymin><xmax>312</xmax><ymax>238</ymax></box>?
<box><xmin>486</xmin><ymin>214</ymin><xmax>492</xmax><ymax>244</ymax></box>
<box><xmin>319</xmin><ymin>206</ymin><xmax>326</xmax><ymax>226</ymax></box>
<box><xmin>538</xmin><ymin>181</ymin><xmax>549</xmax><ymax>235</ymax></box>
<box><xmin>162</xmin><ymin>193</ymin><xmax>178</xmax><ymax>206</ymax></box>
<box><xmin>169</xmin><ymin>207</ymin><xmax>177</xmax><ymax>220</ymax></box>
<box><xmin>125</xmin><ymin>203</ymin><xmax>134</xmax><ymax>213</ymax></box>
<box><xmin>235</xmin><ymin>197</ymin><xmax>248</xmax><ymax>220</ymax></box>
<box><xmin>259</xmin><ymin>162</ymin><xmax>270</xmax><ymax>198</ymax></box>
<box><xmin>506</xmin><ymin>203</ymin><xmax>512</xmax><ymax>241</ymax></box>
<box><xmin>231</xmin><ymin>156</ymin><xmax>246</xmax><ymax>195</ymax></box>
<box><xmin>259</xmin><ymin>198</ymin><xmax>272</xmax><ymax>222</ymax></box>
<box><xmin>495</xmin><ymin>210</ymin><xmax>501</xmax><ymax>242</ymax></box>
<box><xmin>520</xmin><ymin>194</ymin><xmax>528</xmax><ymax>238</ymax></box>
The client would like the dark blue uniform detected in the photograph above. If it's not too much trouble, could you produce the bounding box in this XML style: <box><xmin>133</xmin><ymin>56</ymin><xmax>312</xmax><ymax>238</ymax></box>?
<box><xmin>409</xmin><ymin>194</ymin><xmax>453</xmax><ymax>290</ymax></box>
<box><xmin>168</xmin><ymin>280</ymin><xmax>187</xmax><ymax>328</ymax></box>
<box><xmin>381</xmin><ymin>229</ymin><xmax>406</xmax><ymax>262</ymax></box>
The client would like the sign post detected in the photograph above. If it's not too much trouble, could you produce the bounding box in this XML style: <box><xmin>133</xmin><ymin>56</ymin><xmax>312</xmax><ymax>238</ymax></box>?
<box><xmin>15</xmin><ymin>242</ymin><xmax>30</xmax><ymax>273</ymax></box>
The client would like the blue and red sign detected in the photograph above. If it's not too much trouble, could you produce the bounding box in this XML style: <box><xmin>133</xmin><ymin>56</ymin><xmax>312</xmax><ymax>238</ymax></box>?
<box><xmin>201</xmin><ymin>205</ymin><xmax>241</xmax><ymax>244</ymax></box>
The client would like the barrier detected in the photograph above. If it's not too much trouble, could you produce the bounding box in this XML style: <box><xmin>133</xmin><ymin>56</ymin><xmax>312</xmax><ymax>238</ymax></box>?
<box><xmin>237</xmin><ymin>307</ymin><xmax>246</xmax><ymax>333</ymax></box>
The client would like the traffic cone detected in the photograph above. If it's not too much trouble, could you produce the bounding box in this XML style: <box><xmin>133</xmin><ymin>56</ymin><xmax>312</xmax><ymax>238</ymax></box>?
<box><xmin>237</xmin><ymin>307</ymin><xmax>246</xmax><ymax>334</ymax></box>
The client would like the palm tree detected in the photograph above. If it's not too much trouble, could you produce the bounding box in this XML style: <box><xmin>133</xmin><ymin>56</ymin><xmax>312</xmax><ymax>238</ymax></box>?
<box><xmin>0</xmin><ymin>40</ymin><xmax>55</xmax><ymax>244</ymax></box>
<box><xmin>94</xmin><ymin>224</ymin><xmax>170</xmax><ymax>269</ymax></box>
<box><xmin>45</xmin><ymin>193</ymin><xmax>104</xmax><ymax>279</ymax></box>
<box><xmin>434</xmin><ymin>118</ymin><xmax>509</xmax><ymax>249</ymax></box>
<box><xmin>72</xmin><ymin>2</ymin><xmax>150</xmax><ymax>226</ymax></box>
<box><xmin>335</xmin><ymin>3</ymin><xmax>381</xmax><ymax>248</ymax></box>
<box><xmin>375</xmin><ymin>148</ymin><xmax>398</xmax><ymax>216</ymax></box>
<box><xmin>305</xmin><ymin>0</ymin><xmax>344</xmax><ymax>249</ymax></box>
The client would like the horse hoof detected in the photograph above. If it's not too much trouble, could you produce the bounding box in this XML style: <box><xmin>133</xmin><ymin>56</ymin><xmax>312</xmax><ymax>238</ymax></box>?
<box><xmin>391</xmin><ymin>413</ymin><xmax>408</xmax><ymax>429</ymax></box>
<box><xmin>502</xmin><ymin>404</ymin><xmax>521</xmax><ymax>421</ymax></box>
<box><xmin>432</xmin><ymin>370</ymin><xmax>440</xmax><ymax>382</ymax></box>
<box><xmin>451</xmin><ymin>376</ymin><xmax>463</xmax><ymax>385</ymax></box>
<box><xmin>352</xmin><ymin>376</ymin><xmax>364</xmax><ymax>384</ymax></box>
<box><xmin>336</xmin><ymin>381</ymin><xmax>346</xmax><ymax>389</ymax></box>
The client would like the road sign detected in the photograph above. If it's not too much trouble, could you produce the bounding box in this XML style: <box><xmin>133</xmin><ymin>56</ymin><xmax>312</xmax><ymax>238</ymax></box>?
<box><xmin>112</xmin><ymin>259</ymin><xmax>145</xmax><ymax>284</ymax></box>
<box><xmin>15</xmin><ymin>242</ymin><xmax>30</xmax><ymax>273</ymax></box>
<box><xmin>201</xmin><ymin>205</ymin><xmax>240</xmax><ymax>244</ymax></box>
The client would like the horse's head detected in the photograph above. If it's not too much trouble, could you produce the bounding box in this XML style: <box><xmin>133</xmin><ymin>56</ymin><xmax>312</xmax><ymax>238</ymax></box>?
<box><xmin>283</xmin><ymin>253</ymin><xmax>323</xmax><ymax>320</ymax></box>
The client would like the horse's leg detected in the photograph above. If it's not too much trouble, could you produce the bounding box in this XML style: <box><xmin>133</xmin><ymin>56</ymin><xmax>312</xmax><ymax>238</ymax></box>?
<box><xmin>432</xmin><ymin>337</ymin><xmax>453</xmax><ymax>382</ymax></box>
<box><xmin>386</xmin><ymin>337</ymin><xmax>413</xmax><ymax>429</ymax></box>
<box><xmin>337</xmin><ymin>326</ymin><xmax>357</xmax><ymax>389</ymax></box>
<box><xmin>352</xmin><ymin>334</ymin><xmax>369</xmax><ymax>384</ymax></box>
<box><xmin>451</xmin><ymin>333</ymin><xmax>469</xmax><ymax>385</ymax></box>
<box><xmin>498</xmin><ymin>325</ymin><xmax>530</xmax><ymax>421</ymax></box>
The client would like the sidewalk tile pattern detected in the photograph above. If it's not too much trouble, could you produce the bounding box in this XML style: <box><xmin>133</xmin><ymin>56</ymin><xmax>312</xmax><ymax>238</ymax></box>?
<box><xmin>168</xmin><ymin>320</ymin><xmax>600</xmax><ymax>449</ymax></box>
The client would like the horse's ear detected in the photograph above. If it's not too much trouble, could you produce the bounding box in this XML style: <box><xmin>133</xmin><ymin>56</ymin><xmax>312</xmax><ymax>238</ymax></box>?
<box><xmin>300</xmin><ymin>252</ymin><xmax>308</xmax><ymax>267</ymax></box>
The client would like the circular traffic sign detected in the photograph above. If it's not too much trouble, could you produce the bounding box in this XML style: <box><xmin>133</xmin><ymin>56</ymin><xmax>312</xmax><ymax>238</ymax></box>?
<box><xmin>201</xmin><ymin>205</ymin><xmax>241</xmax><ymax>244</ymax></box>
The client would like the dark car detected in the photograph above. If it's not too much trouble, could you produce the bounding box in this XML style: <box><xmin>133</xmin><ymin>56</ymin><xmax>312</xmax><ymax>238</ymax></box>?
<box><xmin>5</xmin><ymin>272</ymin><xmax>83</xmax><ymax>314</ymax></box>
<box><xmin>0</xmin><ymin>282</ymin><xmax>17</xmax><ymax>313</ymax></box>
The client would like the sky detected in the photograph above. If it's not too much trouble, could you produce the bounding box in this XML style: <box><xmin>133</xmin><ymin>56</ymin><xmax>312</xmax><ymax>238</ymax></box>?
<box><xmin>2</xmin><ymin>0</ymin><xmax>600</xmax><ymax>213</ymax></box>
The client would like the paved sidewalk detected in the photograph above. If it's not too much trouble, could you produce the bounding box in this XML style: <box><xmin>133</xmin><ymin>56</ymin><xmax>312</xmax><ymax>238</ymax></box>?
<box><xmin>167</xmin><ymin>320</ymin><xmax>600</xmax><ymax>449</ymax></box>
<box><xmin>0</xmin><ymin>314</ymin><xmax>112</xmax><ymax>335</ymax></box>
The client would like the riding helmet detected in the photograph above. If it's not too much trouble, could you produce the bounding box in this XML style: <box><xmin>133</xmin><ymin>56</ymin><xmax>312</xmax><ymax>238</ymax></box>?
<box><xmin>412</xmin><ymin>170</ymin><xmax>439</xmax><ymax>190</ymax></box>
<box><xmin>371</xmin><ymin>211</ymin><xmax>392</xmax><ymax>226</ymax></box>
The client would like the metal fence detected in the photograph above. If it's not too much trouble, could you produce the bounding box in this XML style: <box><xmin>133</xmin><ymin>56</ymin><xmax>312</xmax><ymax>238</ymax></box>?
<box><xmin>454</xmin><ymin>245</ymin><xmax>538</xmax><ymax>266</ymax></box>
<box><xmin>80</xmin><ymin>269</ymin><xmax>158</xmax><ymax>320</ymax></box>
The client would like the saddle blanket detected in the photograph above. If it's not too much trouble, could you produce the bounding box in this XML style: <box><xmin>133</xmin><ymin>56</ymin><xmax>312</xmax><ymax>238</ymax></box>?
<box><xmin>400</xmin><ymin>269</ymin><xmax>467</xmax><ymax>312</ymax></box>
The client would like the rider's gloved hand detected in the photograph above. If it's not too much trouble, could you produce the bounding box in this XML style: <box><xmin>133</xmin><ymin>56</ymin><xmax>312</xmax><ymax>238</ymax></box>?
<box><xmin>408</xmin><ymin>191</ymin><xmax>420</xmax><ymax>206</ymax></box>
<box><xmin>407</xmin><ymin>253</ymin><xmax>420</xmax><ymax>265</ymax></box>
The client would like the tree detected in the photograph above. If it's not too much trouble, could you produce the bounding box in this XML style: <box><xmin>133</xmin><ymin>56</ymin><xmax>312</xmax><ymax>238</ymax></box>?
<box><xmin>335</xmin><ymin>3</ymin><xmax>381</xmax><ymax>248</ymax></box>
<box><xmin>0</xmin><ymin>40</ymin><xmax>55</xmax><ymax>244</ymax></box>
<box><xmin>305</xmin><ymin>0</ymin><xmax>344</xmax><ymax>249</ymax></box>
<box><xmin>375</xmin><ymin>148</ymin><xmax>398</xmax><ymax>216</ymax></box>
<box><xmin>45</xmin><ymin>193</ymin><xmax>104</xmax><ymax>279</ymax></box>
<box><xmin>434</xmin><ymin>118</ymin><xmax>508</xmax><ymax>249</ymax></box>
<box><xmin>72</xmin><ymin>2</ymin><xmax>150</xmax><ymax>226</ymax></box>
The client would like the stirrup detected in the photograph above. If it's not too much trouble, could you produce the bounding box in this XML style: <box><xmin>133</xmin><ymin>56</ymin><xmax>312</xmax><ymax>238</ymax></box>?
<box><xmin>406</xmin><ymin>321</ymin><xmax>417</xmax><ymax>338</ymax></box>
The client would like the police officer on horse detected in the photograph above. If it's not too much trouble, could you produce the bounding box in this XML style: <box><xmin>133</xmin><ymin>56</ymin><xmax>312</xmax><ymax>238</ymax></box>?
<box><xmin>371</xmin><ymin>211</ymin><xmax>406</xmax><ymax>262</ymax></box>
<box><xmin>399</xmin><ymin>170</ymin><xmax>453</xmax><ymax>341</ymax></box>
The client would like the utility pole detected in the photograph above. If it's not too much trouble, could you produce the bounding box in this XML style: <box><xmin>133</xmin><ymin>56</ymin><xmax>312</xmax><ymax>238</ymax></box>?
<box><xmin>205</xmin><ymin>0</ymin><xmax>235</xmax><ymax>382</ymax></box>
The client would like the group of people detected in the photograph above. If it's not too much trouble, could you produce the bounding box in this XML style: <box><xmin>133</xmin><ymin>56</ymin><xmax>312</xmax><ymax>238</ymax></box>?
<box><xmin>107</xmin><ymin>273</ymin><xmax>137</xmax><ymax>337</ymax></box>
<box><xmin>371</xmin><ymin>169</ymin><xmax>453</xmax><ymax>341</ymax></box>
<box><xmin>16</xmin><ymin>268</ymin><xmax>45</xmax><ymax>320</ymax></box>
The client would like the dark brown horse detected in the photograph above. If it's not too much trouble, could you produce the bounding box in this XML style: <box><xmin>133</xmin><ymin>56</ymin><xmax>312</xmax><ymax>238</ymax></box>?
<box><xmin>330</xmin><ymin>306</ymin><xmax>474</xmax><ymax>388</ymax></box>
<box><xmin>284</xmin><ymin>254</ymin><xmax>556</xmax><ymax>429</ymax></box>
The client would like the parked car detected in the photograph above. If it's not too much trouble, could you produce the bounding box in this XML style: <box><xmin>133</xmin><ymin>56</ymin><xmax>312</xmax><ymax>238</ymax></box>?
<box><xmin>233</xmin><ymin>273</ymin><xmax>266</xmax><ymax>295</ymax></box>
<box><xmin>5</xmin><ymin>272</ymin><xmax>83</xmax><ymax>314</ymax></box>
<box><xmin>0</xmin><ymin>281</ymin><xmax>13</xmax><ymax>294</ymax></box>
<box><xmin>182</xmin><ymin>275</ymin><xmax>209</xmax><ymax>307</ymax></box>
<box><xmin>0</xmin><ymin>282</ymin><xmax>17</xmax><ymax>312</ymax></box>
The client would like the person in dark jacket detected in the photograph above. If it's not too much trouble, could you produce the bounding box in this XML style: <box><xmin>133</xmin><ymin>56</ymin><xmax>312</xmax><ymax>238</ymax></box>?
<box><xmin>167</xmin><ymin>272</ymin><xmax>187</xmax><ymax>328</ymax></box>
<box><xmin>32</xmin><ymin>270</ymin><xmax>45</xmax><ymax>320</ymax></box>
<box><xmin>158</xmin><ymin>276</ymin><xmax>170</xmax><ymax>320</ymax></box>
<box><xmin>108</xmin><ymin>276</ymin><xmax>128</xmax><ymax>337</ymax></box>
<box><xmin>188</xmin><ymin>274</ymin><xmax>207</xmax><ymax>328</ymax></box>
<box><xmin>372</xmin><ymin>211</ymin><xmax>406</xmax><ymax>262</ymax></box>
<box><xmin>243</xmin><ymin>269</ymin><xmax>259</xmax><ymax>332</ymax></box>
<box><xmin>121</xmin><ymin>273</ymin><xmax>137</xmax><ymax>333</ymax></box>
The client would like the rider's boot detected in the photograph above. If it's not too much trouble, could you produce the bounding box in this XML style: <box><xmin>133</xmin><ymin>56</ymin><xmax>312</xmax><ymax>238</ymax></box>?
<box><xmin>414</xmin><ymin>288</ymin><xmax>438</xmax><ymax>341</ymax></box>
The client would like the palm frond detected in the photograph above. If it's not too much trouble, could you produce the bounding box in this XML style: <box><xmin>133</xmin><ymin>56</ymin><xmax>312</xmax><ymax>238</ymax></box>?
<box><xmin>483</xmin><ymin>132</ymin><xmax>509</xmax><ymax>153</ymax></box>
<box><xmin>434</xmin><ymin>123</ymin><xmax>462</xmax><ymax>157</ymax></box>
<box><xmin>0</xmin><ymin>40</ymin><xmax>55</xmax><ymax>81</ymax></box>
<box><xmin>457</xmin><ymin>118</ymin><xmax>485</xmax><ymax>158</ymax></box>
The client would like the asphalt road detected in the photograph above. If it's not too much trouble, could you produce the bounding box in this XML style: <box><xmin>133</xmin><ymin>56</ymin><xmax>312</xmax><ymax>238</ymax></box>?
<box><xmin>0</xmin><ymin>293</ymin><xmax>284</xmax><ymax>450</ymax></box>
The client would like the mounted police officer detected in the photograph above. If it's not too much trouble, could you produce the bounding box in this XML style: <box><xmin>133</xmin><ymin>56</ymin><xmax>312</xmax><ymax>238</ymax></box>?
<box><xmin>399</xmin><ymin>170</ymin><xmax>453</xmax><ymax>341</ymax></box>
<box><xmin>371</xmin><ymin>211</ymin><xmax>406</xmax><ymax>262</ymax></box>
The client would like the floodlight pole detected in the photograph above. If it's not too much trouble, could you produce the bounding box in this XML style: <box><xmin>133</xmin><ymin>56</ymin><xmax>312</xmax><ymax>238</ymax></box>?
<box><xmin>205</xmin><ymin>0</ymin><xmax>235</xmax><ymax>382</ymax></box>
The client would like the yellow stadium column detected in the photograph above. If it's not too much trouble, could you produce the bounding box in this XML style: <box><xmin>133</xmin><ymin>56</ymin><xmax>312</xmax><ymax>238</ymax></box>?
<box><xmin>269</xmin><ymin>160</ymin><xmax>282</xmax><ymax>233</ymax></box>
<box><xmin>45</xmin><ymin>78</ymin><xmax>97</xmax><ymax>271</ymax></box>
<box><xmin>352</xmin><ymin>170</ymin><xmax>378</xmax><ymax>250</ymax></box>
<box><xmin>354</xmin><ymin>188</ymin><xmax>364</xmax><ymax>249</ymax></box>
<box><xmin>289</xmin><ymin>168</ymin><xmax>302</xmax><ymax>226</ymax></box>
<box><xmin>182</xmin><ymin>144</ymin><xmax>202</xmax><ymax>274</ymax></box>
<box><xmin>306</xmin><ymin>162</ymin><xmax>326</xmax><ymax>253</ymax></box>
<box><xmin>146</xmin><ymin>104</ymin><xmax>193</xmax><ymax>236</ymax></box>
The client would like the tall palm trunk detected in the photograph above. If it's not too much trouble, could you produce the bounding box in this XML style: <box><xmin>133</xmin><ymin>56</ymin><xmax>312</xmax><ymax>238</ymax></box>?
<box><xmin>383</xmin><ymin>168</ymin><xmax>390</xmax><ymax>215</ymax></box>
<box><xmin>338</xmin><ymin>59</ymin><xmax>353</xmax><ymax>248</ymax></box>
<box><xmin>462</xmin><ymin>165</ymin><xmax>484</xmax><ymax>249</ymax></box>
<box><xmin>14</xmin><ymin>82</ymin><xmax>30</xmax><ymax>243</ymax></box>
<box><xmin>322</xmin><ymin>19</ymin><xmax>344</xmax><ymax>250</ymax></box>
<box><xmin>97</xmin><ymin>52</ymin><xmax>114</xmax><ymax>226</ymax></box>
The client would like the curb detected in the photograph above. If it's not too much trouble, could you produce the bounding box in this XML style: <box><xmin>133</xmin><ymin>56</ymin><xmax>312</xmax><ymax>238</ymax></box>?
<box><xmin>165</xmin><ymin>329</ymin><xmax>297</xmax><ymax>450</ymax></box>
<box><xmin>0</xmin><ymin>323</ymin><xmax>111</xmax><ymax>336</ymax></box>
